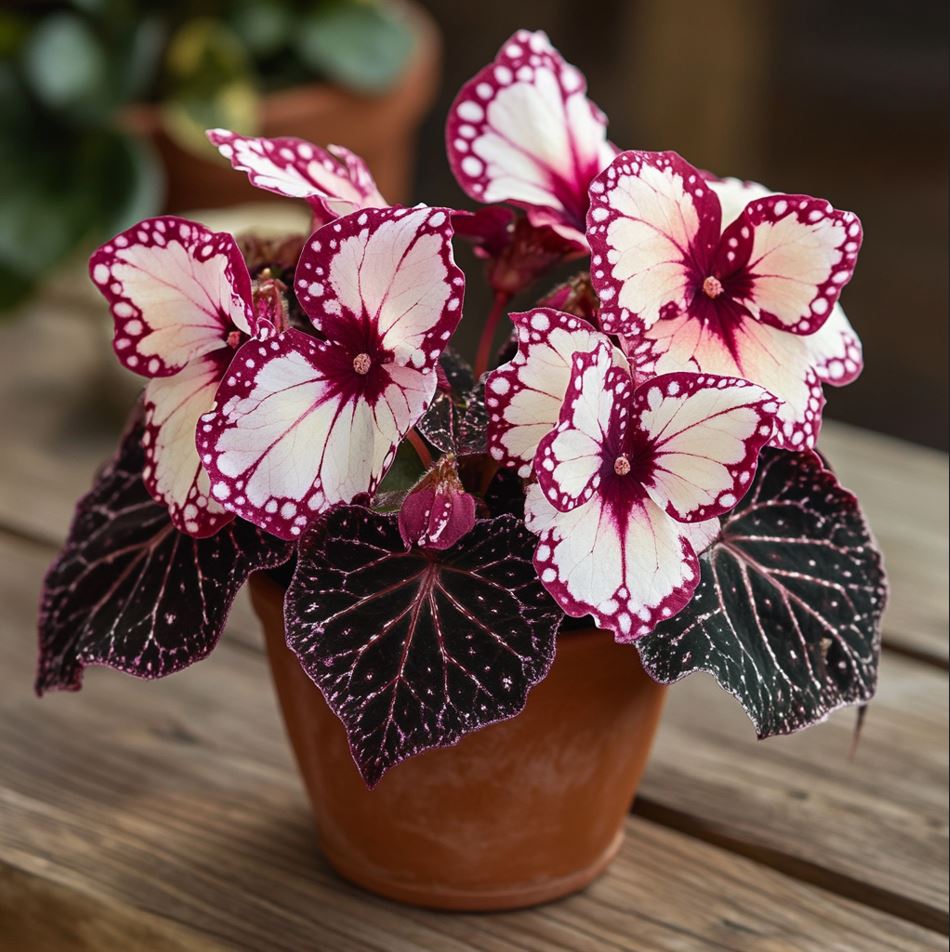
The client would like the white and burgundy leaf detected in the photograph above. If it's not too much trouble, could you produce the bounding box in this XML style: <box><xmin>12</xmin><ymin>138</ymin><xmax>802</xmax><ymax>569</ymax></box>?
<box><xmin>535</xmin><ymin>344</ymin><xmax>631</xmax><ymax>512</ymax></box>
<box><xmin>707</xmin><ymin>175</ymin><xmax>863</xmax><ymax>349</ymax></box>
<box><xmin>294</xmin><ymin>205</ymin><xmax>464</xmax><ymax>361</ymax></box>
<box><xmin>198</xmin><ymin>330</ymin><xmax>435</xmax><ymax>540</ymax></box>
<box><xmin>446</xmin><ymin>30</ymin><xmax>615</xmax><ymax>243</ymax></box>
<box><xmin>589</xmin><ymin>153</ymin><xmax>864</xmax><ymax>450</ymax></box>
<box><xmin>207</xmin><ymin>129</ymin><xmax>386</xmax><ymax>221</ymax></box>
<box><xmin>707</xmin><ymin>175</ymin><xmax>772</xmax><ymax>228</ymax></box>
<box><xmin>143</xmin><ymin>350</ymin><xmax>234</xmax><ymax>538</ymax></box>
<box><xmin>587</xmin><ymin>150</ymin><xmax>721</xmax><ymax>335</ymax></box>
<box><xmin>200</xmin><ymin>205</ymin><xmax>464</xmax><ymax>539</ymax></box>
<box><xmin>632</xmin><ymin>372</ymin><xmax>778</xmax><ymax>522</ymax></box>
<box><xmin>637</xmin><ymin>448</ymin><xmax>886</xmax><ymax>737</ymax></box>
<box><xmin>525</xmin><ymin>484</ymin><xmax>701</xmax><ymax>642</ymax></box>
<box><xmin>525</xmin><ymin>363</ymin><xmax>776</xmax><ymax>641</ymax></box>
<box><xmin>809</xmin><ymin>303</ymin><xmax>863</xmax><ymax>387</ymax></box>
<box><xmin>90</xmin><ymin>216</ymin><xmax>254</xmax><ymax>377</ymax></box>
<box><xmin>714</xmin><ymin>194</ymin><xmax>862</xmax><ymax>335</ymax></box>
<box><xmin>631</xmin><ymin>310</ymin><xmax>846</xmax><ymax>450</ymax></box>
<box><xmin>485</xmin><ymin>308</ymin><xmax>622</xmax><ymax>477</ymax></box>
<box><xmin>285</xmin><ymin>508</ymin><xmax>562</xmax><ymax>786</ymax></box>
<box><xmin>37</xmin><ymin>419</ymin><xmax>291</xmax><ymax>693</ymax></box>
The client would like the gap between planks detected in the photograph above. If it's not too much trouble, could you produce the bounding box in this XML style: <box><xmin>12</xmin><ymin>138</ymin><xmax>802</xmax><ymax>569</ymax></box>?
<box><xmin>631</xmin><ymin>797</ymin><xmax>948</xmax><ymax>936</ymax></box>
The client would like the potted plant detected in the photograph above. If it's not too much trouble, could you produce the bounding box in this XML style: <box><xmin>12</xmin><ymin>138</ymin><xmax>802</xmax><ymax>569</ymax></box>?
<box><xmin>37</xmin><ymin>30</ymin><xmax>887</xmax><ymax>912</ymax></box>
<box><xmin>0</xmin><ymin>0</ymin><xmax>436</xmax><ymax>311</ymax></box>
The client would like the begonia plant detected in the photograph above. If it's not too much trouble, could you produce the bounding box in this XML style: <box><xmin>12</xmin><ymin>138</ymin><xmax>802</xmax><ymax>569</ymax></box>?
<box><xmin>38</xmin><ymin>30</ymin><xmax>886</xmax><ymax>788</ymax></box>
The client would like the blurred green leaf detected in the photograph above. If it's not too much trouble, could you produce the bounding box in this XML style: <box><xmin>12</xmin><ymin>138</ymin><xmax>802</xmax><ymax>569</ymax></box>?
<box><xmin>0</xmin><ymin>120</ymin><xmax>162</xmax><ymax>314</ymax></box>
<box><xmin>229</xmin><ymin>0</ymin><xmax>293</xmax><ymax>59</ymax></box>
<box><xmin>294</xmin><ymin>0</ymin><xmax>415</xmax><ymax>93</ymax></box>
<box><xmin>162</xmin><ymin>17</ymin><xmax>260</xmax><ymax>158</ymax></box>
<box><xmin>0</xmin><ymin>261</ymin><xmax>38</xmax><ymax>313</ymax></box>
<box><xmin>22</xmin><ymin>13</ymin><xmax>109</xmax><ymax>117</ymax></box>
<box><xmin>96</xmin><ymin>130</ymin><xmax>164</xmax><ymax>237</ymax></box>
<box><xmin>109</xmin><ymin>15</ymin><xmax>166</xmax><ymax>105</ymax></box>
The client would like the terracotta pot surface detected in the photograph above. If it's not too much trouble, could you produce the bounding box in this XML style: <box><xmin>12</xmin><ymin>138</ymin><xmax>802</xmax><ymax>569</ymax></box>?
<box><xmin>250</xmin><ymin>573</ymin><xmax>667</xmax><ymax>912</ymax></box>
<box><xmin>121</xmin><ymin>2</ymin><xmax>440</xmax><ymax>212</ymax></box>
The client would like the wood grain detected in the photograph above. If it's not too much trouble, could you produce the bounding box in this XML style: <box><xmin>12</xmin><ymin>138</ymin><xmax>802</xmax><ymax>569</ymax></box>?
<box><xmin>0</xmin><ymin>538</ymin><xmax>943</xmax><ymax>952</ymax></box>
<box><xmin>1</xmin><ymin>291</ymin><xmax>947</xmax><ymax>948</ymax></box>
<box><xmin>819</xmin><ymin>422</ymin><xmax>949</xmax><ymax>666</ymax></box>
<box><xmin>0</xmin><ymin>865</ymin><xmax>224</xmax><ymax>952</ymax></box>
<box><xmin>644</xmin><ymin>652</ymin><xmax>949</xmax><ymax>931</ymax></box>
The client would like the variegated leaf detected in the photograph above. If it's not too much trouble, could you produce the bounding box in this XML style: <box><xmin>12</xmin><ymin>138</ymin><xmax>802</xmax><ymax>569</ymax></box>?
<box><xmin>285</xmin><ymin>507</ymin><xmax>562</xmax><ymax>786</ymax></box>
<box><xmin>637</xmin><ymin>448</ymin><xmax>885</xmax><ymax>737</ymax></box>
<box><xmin>37</xmin><ymin>418</ymin><xmax>291</xmax><ymax>693</ymax></box>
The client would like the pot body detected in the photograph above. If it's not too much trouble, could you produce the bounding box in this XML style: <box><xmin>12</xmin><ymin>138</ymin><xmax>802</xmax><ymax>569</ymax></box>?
<box><xmin>122</xmin><ymin>3</ymin><xmax>439</xmax><ymax>213</ymax></box>
<box><xmin>250</xmin><ymin>574</ymin><xmax>666</xmax><ymax>912</ymax></box>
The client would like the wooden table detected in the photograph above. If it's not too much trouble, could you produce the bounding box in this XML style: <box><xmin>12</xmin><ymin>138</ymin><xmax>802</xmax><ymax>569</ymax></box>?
<box><xmin>1</xmin><ymin>296</ymin><xmax>947</xmax><ymax>951</ymax></box>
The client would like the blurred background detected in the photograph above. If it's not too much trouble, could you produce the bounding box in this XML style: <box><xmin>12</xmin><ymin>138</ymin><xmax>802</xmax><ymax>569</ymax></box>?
<box><xmin>0</xmin><ymin>0</ymin><xmax>947</xmax><ymax>457</ymax></box>
<box><xmin>413</xmin><ymin>0</ymin><xmax>949</xmax><ymax>450</ymax></box>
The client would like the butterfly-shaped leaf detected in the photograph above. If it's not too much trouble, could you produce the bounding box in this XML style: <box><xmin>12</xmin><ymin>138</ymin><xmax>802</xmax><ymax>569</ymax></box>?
<box><xmin>447</xmin><ymin>29</ymin><xmax>616</xmax><ymax>246</ymax></box>
<box><xmin>198</xmin><ymin>205</ymin><xmax>465</xmax><ymax>539</ymax></box>
<box><xmin>587</xmin><ymin>151</ymin><xmax>862</xmax><ymax>449</ymax></box>
<box><xmin>285</xmin><ymin>507</ymin><xmax>562</xmax><ymax>786</ymax></box>
<box><xmin>637</xmin><ymin>448</ymin><xmax>885</xmax><ymax>736</ymax></box>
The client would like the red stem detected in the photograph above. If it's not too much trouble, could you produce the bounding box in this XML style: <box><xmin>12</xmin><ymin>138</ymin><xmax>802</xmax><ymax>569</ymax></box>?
<box><xmin>406</xmin><ymin>429</ymin><xmax>433</xmax><ymax>470</ymax></box>
<box><xmin>474</xmin><ymin>291</ymin><xmax>512</xmax><ymax>379</ymax></box>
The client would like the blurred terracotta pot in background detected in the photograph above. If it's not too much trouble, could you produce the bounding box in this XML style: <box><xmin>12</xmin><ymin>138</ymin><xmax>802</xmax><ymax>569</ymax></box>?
<box><xmin>121</xmin><ymin>3</ymin><xmax>440</xmax><ymax>212</ymax></box>
<box><xmin>250</xmin><ymin>574</ymin><xmax>667</xmax><ymax>912</ymax></box>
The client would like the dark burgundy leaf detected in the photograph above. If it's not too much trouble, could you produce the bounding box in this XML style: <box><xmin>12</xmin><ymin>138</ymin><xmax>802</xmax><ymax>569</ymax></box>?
<box><xmin>285</xmin><ymin>507</ymin><xmax>562</xmax><ymax>786</ymax></box>
<box><xmin>455</xmin><ymin>382</ymin><xmax>489</xmax><ymax>455</ymax></box>
<box><xmin>417</xmin><ymin>349</ymin><xmax>488</xmax><ymax>456</ymax></box>
<box><xmin>37</xmin><ymin>419</ymin><xmax>291</xmax><ymax>694</ymax></box>
<box><xmin>484</xmin><ymin>467</ymin><xmax>525</xmax><ymax>520</ymax></box>
<box><xmin>637</xmin><ymin>448</ymin><xmax>886</xmax><ymax>737</ymax></box>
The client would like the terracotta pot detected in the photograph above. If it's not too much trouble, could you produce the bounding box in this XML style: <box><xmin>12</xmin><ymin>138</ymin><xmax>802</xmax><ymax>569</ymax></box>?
<box><xmin>250</xmin><ymin>574</ymin><xmax>667</xmax><ymax>911</ymax></box>
<box><xmin>121</xmin><ymin>3</ymin><xmax>440</xmax><ymax>213</ymax></box>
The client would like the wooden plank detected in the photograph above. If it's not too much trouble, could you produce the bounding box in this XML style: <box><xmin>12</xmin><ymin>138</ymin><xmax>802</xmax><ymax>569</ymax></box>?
<box><xmin>0</xmin><ymin>537</ymin><xmax>943</xmax><ymax>952</ymax></box>
<box><xmin>819</xmin><ymin>422</ymin><xmax>948</xmax><ymax>665</ymax></box>
<box><xmin>643</xmin><ymin>651</ymin><xmax>949</xmax><ymax>931</ymax></box>
<box><xmin>0</xmin><ymin>865</ymin><xmax>224</xmax><ymax>952</ymax></box>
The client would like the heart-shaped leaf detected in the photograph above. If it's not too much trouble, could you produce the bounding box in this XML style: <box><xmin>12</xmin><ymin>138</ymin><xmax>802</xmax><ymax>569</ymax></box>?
<box><xmin>37</xmin><ymin>416</ymin><xmax>291</xmax><ymax>694</ymax></box>
<box><xmin>637</xmin><ymin>448</ymin><xmax>886</xmax><ymax>737</ymax></box>
<box><xmin>417</xmin><ymin>349</ymin><xmax>488</xmax><ymax>456</ymax></box>
<box><xmin>285</xmin><ymin>507</ymin><xmax>562</xmax><ymax>786</ymax></box>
